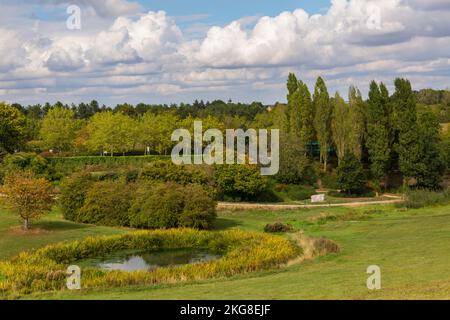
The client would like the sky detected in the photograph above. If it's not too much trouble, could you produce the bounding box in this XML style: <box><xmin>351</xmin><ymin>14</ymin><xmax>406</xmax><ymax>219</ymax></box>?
<box><xmin>0</xmin><ymin>0</ymin><xmax>449</xmax><ymax>106</ymax></box>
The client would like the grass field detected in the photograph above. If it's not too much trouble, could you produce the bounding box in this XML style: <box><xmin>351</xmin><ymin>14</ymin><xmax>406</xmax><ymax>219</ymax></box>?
<box><xmin>0</xmin><ymin>209</ymin><xmax>125</xmax><ymax>261</ymax></box>
<box><xmin>1</xmin><ymin>203</ymin><xmax>450</xmax><ymax>300</ymax></box>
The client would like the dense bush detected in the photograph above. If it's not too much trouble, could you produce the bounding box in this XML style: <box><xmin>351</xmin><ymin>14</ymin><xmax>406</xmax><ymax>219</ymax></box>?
<box><xmin>320</xmin><ymin>173</ymin><xmax>339</xmax><ymax>190</ymax></box>
<box><xmin>336</xmin><ymin>153</ymin><xmax>365</xmax><ymax>194</ymax></box>
<box><xmin>402</xmin><ymin>188</ymin><xmax>450</xmax><ymax>209</ymax></box>
<box><xmin>140</xmin><ymin>160</ymin><xmax>209</xmax><ymax>185</ymax></box>
<box><xmin>442</xmin><ymin>132</ymin><xmax>450</xmax><ymax>170</ymax></box>
<box><xmin>276</xmin><ymin>135</ymin><xmax>318</xmax><ymax>185</ymax></box>
<box><xmin>214</xmin><ymin>164</ymin><xmax>268</xmax><ymax>201</ymax></box>
<box><xmin>179</xmin><ymin>184</ymin><xmax>217</xmax><ymax>229</ymax></box>
<box><xmin>0</xmin><ymin>153</ymin><xmax>49</xmax><ymax>183</ymax></box>
<box><xmin>0</xmin><ymin>229</ymin><xmax>299</xmax><ymax>296</ymax></box>
<box><xmin>274</xmin><ymin>184</ymin><xmax>316</xmax><ymax>201</ymax></box>
<box><xmin>319</xmin><ymin>173</ymin><xmax>340</xmax><ymax>190</ymax></box>
<box><xmin>264</xmin><ymin>222</ymin><xmax>293</xmax><ymax>233</ymax></box>
<box><xmin>129</xmin><ymin>182</ymin><xmax>216</xmax><ymax>230</ymax></box>
<box><xmin>59</xmin><ymin>172</ymin><xmax>95</xmax><ymax>221</ymax></box>
<box><xmin>89</xmin><ymin>171</ymin><xmax>119</xmax><ymax>181</ymax></box>
<box><xmin>129</xmin><ymin>182</ymin><xmax>185</xmax><ymax>229</ymax></box>
<box><xmin>77</xmin><ymin>180</ymin><xmax>135</xmax><ymax>226</ymax></box>
<box><xmin>41</xmin><ymin>155</ymin><xmax>168</xmax><ymax>182</ymax></box>
<box><xmin>59</xmin><ymin>170</ymin><xmax>217</xmax><ymax>229</ymax></box>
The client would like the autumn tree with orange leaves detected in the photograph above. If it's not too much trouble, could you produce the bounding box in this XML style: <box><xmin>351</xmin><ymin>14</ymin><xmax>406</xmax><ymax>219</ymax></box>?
<box><xmin>1</xmin><ymin>173</ymin><xmax>54</xmax><ymax>230</ymax></box>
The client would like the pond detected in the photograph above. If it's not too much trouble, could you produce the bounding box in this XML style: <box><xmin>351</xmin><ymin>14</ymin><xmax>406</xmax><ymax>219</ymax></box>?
<box><xmin>77</xmin><ymin>249</ymin><xmax>220</xmax><ymax>272</ymax></box>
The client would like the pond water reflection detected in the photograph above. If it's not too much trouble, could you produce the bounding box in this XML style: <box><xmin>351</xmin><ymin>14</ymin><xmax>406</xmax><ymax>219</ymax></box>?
<box><xmin>77</xmin><ymin>249</ymin><xmax>220</xmax><ymax>272</ymax></box>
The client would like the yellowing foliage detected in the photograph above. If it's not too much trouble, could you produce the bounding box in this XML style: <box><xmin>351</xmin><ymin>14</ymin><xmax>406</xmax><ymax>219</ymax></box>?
<box><xmin>0</xmin><ymin>173</ymin><xmax>54</xmax><ymax>230</ymax></box>
<box><xmin>0</xmin><ymin>229</ymin><xmax>299</xmax><ymax>296</ymax></box>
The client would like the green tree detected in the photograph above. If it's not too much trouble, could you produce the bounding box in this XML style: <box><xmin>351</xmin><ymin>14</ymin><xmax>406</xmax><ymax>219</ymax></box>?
<box><xmin>348</xmin><ymin>86</ymin><xmax>365</xmax><ymax>160</ymax></box>
<box><xmin>365</xmin><ymin>81</ymin><xmax>391</xmax><ymax>189</ymax></box>
<box><xmin>331</xmin><ymin>92</ymin><xmax>350</xmax><ymax>164</ymax></box>
<box><xmin>392</xmin><ymin>78</ymin><xmax>421</xmax><ymax>184</ymax></box>
<box><xmin>276</xmin><ymin>133</ymin><xmax>314</xmax><ymax>184</ymax></box>
<box><xmin>442</xmin><ymin>131</ymin><xmax>450</xmax><ymax>170</ymax></box>
<box><xmin>313</xmin><ymin>77</ymin><xmax>332</xmax><ymax>172</ymax></box>
<box><xmin>298</xmin><ymin>81</ymin><xmax>315</xmax><ymax>150</ymax></box>
<box><xmin>415</xmin><ymin>110</ymin><xmax>446</xmax><ymax>189</ymax></box>
<box><xmin>214</xmin><ymin>164</ymin><xmax>267</xmax><ymax>200</ymax></box>
<box><xmin>287</xmin><ymin>73</ymin><xmax>299</xmax><ymax>97</ymax></box>
<box><xmin>286</xmin><ymin>73</ymin><xmax>299</xmax><ymax>133</ymax></box>
<box><xmin>40</xmin><ymin>106</ymin><xmax>78</xmax><ymax>152</ymax></box>
<box><xmin>1</xmin><ymin>172</ymin><xmax>54</xmax><ymax>230</ymax></box>
<box><xmin>336</xmin><ymin>153</ymin><xmax>365</xmax><ymax>195</ymax></box>
<box><xmin>148</xmin><ymin>112</ymin><xmax>181</xmax><ymax>155</ymax></box>
<box><xmin>85</xmin><ymin>112</ymin><xmax>136</xmax><ymax>156</ymax></box>
<box><xmin>0</xmin><ymin>102</ymin><xmax>26</xmax><ymax>155</ymax></box>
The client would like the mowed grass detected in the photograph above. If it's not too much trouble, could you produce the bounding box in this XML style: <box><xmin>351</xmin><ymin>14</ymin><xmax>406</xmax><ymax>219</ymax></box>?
<box><xmin>1</xmin><ymin>204</ymin><xmax>450</xmax><ymax>299</ymax></box>
<box><xmin>0</xmin><ymin>208</ymin><xmax>125</xmax><ymax>261</ymax></box>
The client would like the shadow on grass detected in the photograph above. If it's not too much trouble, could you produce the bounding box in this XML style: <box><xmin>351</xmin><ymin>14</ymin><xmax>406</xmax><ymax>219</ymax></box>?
<box><xmin>34</xmin><ymin>220</ymin><xmax>89</xmax><ymax>232</ymax></box>
<box><xmin>213</xmin><ymin>218</ymin><xmax>243</xmax><ymax>231</ymax></box>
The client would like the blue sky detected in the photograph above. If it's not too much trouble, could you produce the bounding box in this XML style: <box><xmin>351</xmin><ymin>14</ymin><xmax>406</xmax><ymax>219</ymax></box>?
<box><xmin>138</xmin><ymin>0</ymin><xmax>330</xmax><ymax>22</ymax></box>
<box><xmin>0</xmin><ymin>0</ymin><xmax>449</xmax><ymax>105</ymax></box>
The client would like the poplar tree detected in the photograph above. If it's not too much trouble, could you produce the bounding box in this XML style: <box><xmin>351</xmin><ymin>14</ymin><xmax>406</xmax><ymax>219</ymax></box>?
<box><xmin>286</xmin><ymin>73</ymin><xmax>299</xmax><ymax>134</ymax></box>
<box><xmin>365</xmin><ymin>81</ymin><xmax>390</xmax><ymax>189</ymax></box>
<box><xmin>392</xmin><ymin>78</ymin><xmax>421</xmax><ymax>184</ymax></box>
<box><xmin>331</xmin><ymin>92</ymin><xmax>349</xmax><ymax>164</ymax></box>
<box><xmin>415</xmin><ymin>110</ymin><xmax>446</xmax><ymax>189</ymax></box>
<box><xmin>313</xmin><ymin>77</ymin><xmax>332</xmax><ymax>172</ymax></box>
<box><xmin>298</xmin><ymin>81</ymin><xmax>315</xmax><ymax>150</ymax></box>
<box><xmin>348</xmin><ymin>86</ymin><xmax>365</xmax><ymax>160</ymax></box>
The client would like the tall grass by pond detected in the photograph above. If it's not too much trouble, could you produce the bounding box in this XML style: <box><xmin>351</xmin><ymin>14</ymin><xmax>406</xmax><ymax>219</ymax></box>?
<box><xmin>0</xmin><ymin>229</ymin><xmax>299</xmax><ymax>297</ymax></box>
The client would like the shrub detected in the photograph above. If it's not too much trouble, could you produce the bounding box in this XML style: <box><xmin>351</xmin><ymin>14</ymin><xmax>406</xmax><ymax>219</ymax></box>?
<box><xmin>0</xmin><ymin>229</ymin><xmax>299</xmax><ymax>296</ymax></box>
<box><xmin>140</xmin><ymin>160</ymin><xmax>208</xmax><ymax>186</ymax></box>
<box><xmin>214</xmin><ymin>164</ymin><xmax>268</xmax><ymax>200</ymax></box>
<box><xmin>129</xmin><ymin>182</ymin><xmax>185</xmax><ymax>229</ymax></box>
<box><xmin>78</xmin><ymin>180</ymin><xmax>135</xmax><ymax>226</ymax></box>
<box><xmin>264</xmin><ymin>222</ymin><xmax>293</xmax><ymax>233</ymax></box>
<box><xmin>310</xmin><ymin>238</ymin><xmax>340</xmax><ymax>255</ymax></box>
<box><xmin>274</xmin><ymin>184</ymin><xmax>316</xmax><ymax>201</ymax></box>
<box><xmin>401</xmin><ymin>188</ymin><xmax>450</xmax><ymax>209</ymax></box>
<box><xmin>124</xmin><ymin>169</ymin><xmax>139</xmax><ymax>183</ymax></box>
<box><xmin>179</xmin><ymin>184</ymin><xmax>217</xmax><ymax>229</ymax></box>
<box><xmin>42</xmin><ymin>155</ymin><xmax>169</xmax><ymax>182</ymax></box>
<box><xmin>336</xmin><ymin>153</ymin><xmax>365</xmax><ymax>194</ymax></box>
<box><xmin>276</xmin><ymin>135</ymin><xmax>317</xmax><ymax>184</ymax></box>
<box><xmin>90</xmin><ymin>171</ymin><xmax>119</xmax><ymax>181</ymax></box>
<box><xmin>59</xmin><ymin>172</ymin><xmax>95</xmax><ymax>221</ymax></box>
<box><xmin>1</xmin><ymin>152</ymin><xmax>49</xmax><ymax>177</ymax></box>
<box><xmin>129</xmin><ymin>182</ymin><xmax>216</xmax><ymax>230</ymax></box>
<box><xmin>320</xmin><ymin>173</ymin><xmax>340</xmax><ymax>190</ymax></box>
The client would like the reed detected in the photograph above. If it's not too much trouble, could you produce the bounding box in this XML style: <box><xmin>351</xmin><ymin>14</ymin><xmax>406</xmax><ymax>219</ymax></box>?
<box><xmin>0</xmin><ymin>229</ymin><xmax>299</xmax><ymax>296</ymax></box>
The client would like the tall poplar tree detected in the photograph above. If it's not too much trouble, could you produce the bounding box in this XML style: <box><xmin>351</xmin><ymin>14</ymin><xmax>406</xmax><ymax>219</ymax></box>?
<box><xmin>392</xmin><ymin>78</ymin><xmax>420</xmax><ymax>184</ymax></box>
<box><xmin>415</xmin><ymin>110</ymin><xmax>445</xmax><ymax>189</ymax></box>
<box><xmin>313</xmin><ymin>77</ymin><xmax>332</xmax><ymax>172</ymax></box>
<box><xmin>286</xmin><ymin>73</ymin><xmax>299</xmax><ymax>134</ymax></box>
<box><xmin>331</xmin><ymin>92</ymin><xmax>349</xmax><ymax>164</ymax></box>
<box><xmin>348</xmin><ymin>86</ymin><xmax>365</xmax><ymax>160</ymax></box>
<box><xmin>365</xmin><ymin>81</ymin><xmax>390</xmax><ymax>189</ymax></box>
<box><xmin>298</xmin><ymin>81</ymin><xmax>315</xmax><ymax>150</ymax></box>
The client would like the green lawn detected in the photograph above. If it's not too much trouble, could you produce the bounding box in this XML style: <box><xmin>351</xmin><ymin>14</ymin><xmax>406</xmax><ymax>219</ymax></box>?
<box><xmin>0</xmin><ymin>208</ymin><xmax>125</xmax><ymax>261</ymax></box>
<box><xmin>1</xmin><ymin>204</ymin><xmax>450</xmax><ymax>300</ymax></box>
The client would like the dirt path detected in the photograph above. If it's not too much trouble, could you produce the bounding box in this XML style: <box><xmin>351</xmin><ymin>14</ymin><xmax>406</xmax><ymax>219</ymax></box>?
<box><xmin>217</xmin><ymin>197</ymin><xmax>403</xmax><ymax>211</ymax></box>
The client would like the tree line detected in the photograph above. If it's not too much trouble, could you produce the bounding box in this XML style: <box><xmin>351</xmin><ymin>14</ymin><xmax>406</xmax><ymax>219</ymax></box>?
<box><xmin>1</xmin><ymin>77</ymin><xmax>449</xmax><ymax>191</ymax></box>
<box><xmin>279</xmin><ymin>74</ymin><xmax>448</xmax><ymax>190</ymax></box>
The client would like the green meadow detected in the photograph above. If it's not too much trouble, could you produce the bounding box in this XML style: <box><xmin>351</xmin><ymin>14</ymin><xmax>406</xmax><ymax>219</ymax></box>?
<box><xmin>1</xmin><ymin>203</ymin><xmax>449</xmax><ymax>300</ymax></box>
